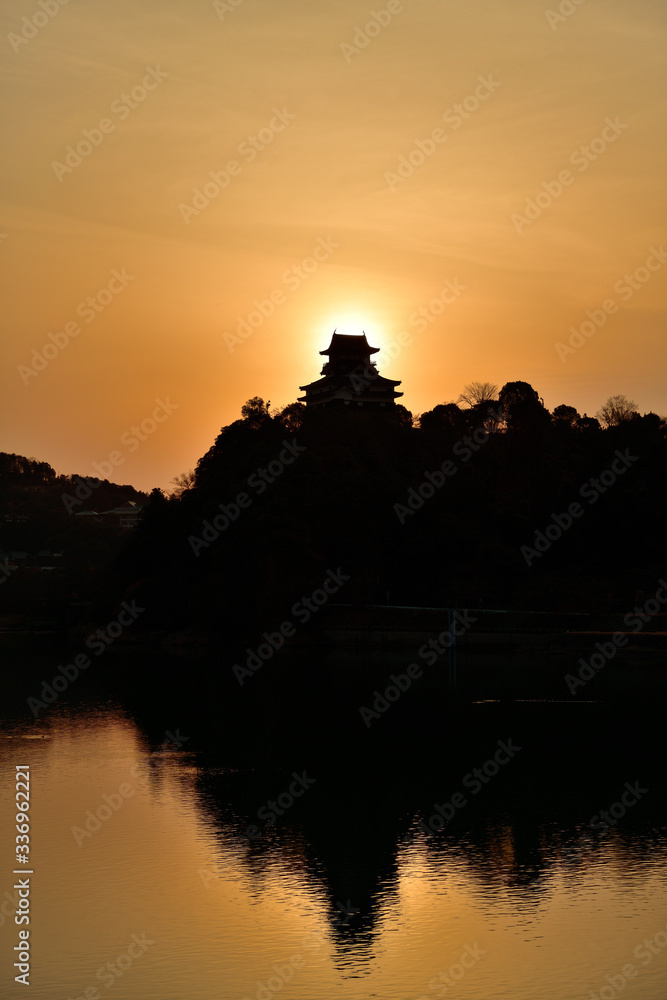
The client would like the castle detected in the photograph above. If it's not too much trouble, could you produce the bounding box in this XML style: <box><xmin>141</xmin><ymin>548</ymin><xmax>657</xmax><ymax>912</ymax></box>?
<box><xmin>298</xmin><ymin>333</ymin><xmax>402</xmax><ymax>409</ymax></box>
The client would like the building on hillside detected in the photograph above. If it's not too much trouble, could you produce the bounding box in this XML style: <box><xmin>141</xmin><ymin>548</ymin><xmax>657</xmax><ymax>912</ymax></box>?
<box><xmin>73</xmin><ymin>501</ymin><xmax>142</xmax><ymax>528</ymax></box>
<box><xmin>100</xmin><ymin>502</ymin><xmax>143</xmax><ymax>528</ymax></box>
<box><xmin>298</xmin><ymin>332</ymin><xmax>402</xmax><ymax>409</ymax></box>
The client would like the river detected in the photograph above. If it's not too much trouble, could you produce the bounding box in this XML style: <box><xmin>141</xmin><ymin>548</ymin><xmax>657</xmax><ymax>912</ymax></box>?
<box><xmin>1</xmin><ymin>638</ymin><xmax>666</xmax><ymax>999</ymax></box>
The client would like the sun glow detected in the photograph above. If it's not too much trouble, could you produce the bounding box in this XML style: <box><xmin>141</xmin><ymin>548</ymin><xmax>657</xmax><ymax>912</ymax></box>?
<box><xmin>311</xmin><ymin>309</ymin><xmax>386</xmax><ymax>350</ymax></box>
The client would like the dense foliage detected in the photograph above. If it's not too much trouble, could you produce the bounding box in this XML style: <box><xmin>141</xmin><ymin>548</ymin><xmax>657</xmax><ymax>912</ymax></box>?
<box><xmin>0</xmin><ymin>454</ymin><xmax>146</xmax><ymax>615</ymax></box>
<box><xmin>116</xmin><ymin>385</ymin><xmax>666</xmax><ymax>634</ymax></box>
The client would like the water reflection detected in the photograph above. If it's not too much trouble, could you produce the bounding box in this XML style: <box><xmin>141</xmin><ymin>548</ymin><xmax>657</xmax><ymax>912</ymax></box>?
<box><xmin>1</xmin><ymin>644</ymin><xmax>667</xmax><ymax>999</ymax></box>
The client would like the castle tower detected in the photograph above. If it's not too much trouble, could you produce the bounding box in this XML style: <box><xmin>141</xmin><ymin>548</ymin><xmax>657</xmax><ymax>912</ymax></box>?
<box><xmin>298</xmin><ymin>332</ymin><xmax>403</xmax><ymax>409</ymax></box>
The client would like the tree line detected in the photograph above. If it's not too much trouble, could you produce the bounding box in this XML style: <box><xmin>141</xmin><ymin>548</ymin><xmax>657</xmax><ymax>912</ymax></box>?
<box><xmin>116</xmin><ymin>380</ymin><xmax>665</xmax><ymax>635</ymax></box>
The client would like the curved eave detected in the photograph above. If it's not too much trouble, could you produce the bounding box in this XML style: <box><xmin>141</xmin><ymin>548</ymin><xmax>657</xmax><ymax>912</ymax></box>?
<box><xmin>319</xmin><ymin>333</ymin><xmax>380</xmax><ymax>356</ymax></box>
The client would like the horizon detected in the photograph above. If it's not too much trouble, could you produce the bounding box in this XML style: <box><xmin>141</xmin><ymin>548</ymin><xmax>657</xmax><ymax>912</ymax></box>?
<box><xmin>5</xmin><ymin>359</ymin><xmax>663</xmax><ymax>495</ymax></box>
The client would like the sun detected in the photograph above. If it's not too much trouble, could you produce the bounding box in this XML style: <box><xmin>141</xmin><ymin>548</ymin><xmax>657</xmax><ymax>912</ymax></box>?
<box><xmin>312</xmin><ymin>310</ymin><xmax>385</xmax><ymax>346</ymax></box>
<box><xmin>328</xmin><ymin>317</ymin><xmax>369</xmax><ymax>337</ymax></box>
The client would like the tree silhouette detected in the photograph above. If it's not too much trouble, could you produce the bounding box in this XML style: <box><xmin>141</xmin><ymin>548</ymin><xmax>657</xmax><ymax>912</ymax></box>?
<box><xmin>576</xmin><ymin>414</ymin><xmax>600</xmax><ymax>432</ymax></box>
<box><xmin>418</xmin><ymin>403</ymin><xmax>466</xmax><ymax>435</ymax></box>
<box><xmin>240</xmin><ymin>396</ymin><xmax>271</xmax><ymax>428</ymax></box>
<box><xmin>169</xmin><ymin>470</ymin><xmax>196</xmax><ymax>498</ymax></box>
<box><xmin>498</xmin><ymin>381</ymin><xmax>550</xmax><ymax>433</ymax></box>
<box><xmin>552</xmin><ymin>404</ymin><xmax>580</xmax><ymax>428</ymax></box>
<box><xmin>457</xmin><ymin>381</ymin><xmax>499</xmax><ymax>407</ymax></box>
<box><xmin>275</xmin><ymin>402</ymin><xmax>306</xmax><ymax>433</ymax></box>
<box><xmin>596</xmin><ymin>394</ymin><xmax>639</xmax><ymax>427</ymax></box>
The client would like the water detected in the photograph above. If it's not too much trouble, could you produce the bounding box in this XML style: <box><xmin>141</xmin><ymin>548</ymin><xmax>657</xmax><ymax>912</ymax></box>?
<box><xmin>1</xmin><ymin>640</ymin><xmax>667</xmax><ymax>999</ymax></box>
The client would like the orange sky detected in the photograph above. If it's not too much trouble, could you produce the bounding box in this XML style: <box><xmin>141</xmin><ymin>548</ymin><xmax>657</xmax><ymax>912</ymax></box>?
<box><xmin>1</xmin><ymin>0</ymin><xmax>666</xmax><ymax>491</ymax></box>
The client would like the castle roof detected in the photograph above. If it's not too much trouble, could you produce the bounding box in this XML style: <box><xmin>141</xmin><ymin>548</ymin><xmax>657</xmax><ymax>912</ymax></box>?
<box><xmin>320</xmin><ymin>332</ymin><xmax>379</xmax><ymax>357</ymax></box>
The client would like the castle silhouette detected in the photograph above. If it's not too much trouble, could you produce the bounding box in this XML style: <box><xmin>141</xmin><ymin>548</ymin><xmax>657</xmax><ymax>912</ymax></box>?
<box><xmin>298</xmin><ymin>333</ymin><xmax>402</xmax><ymax>409</ymax></box>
